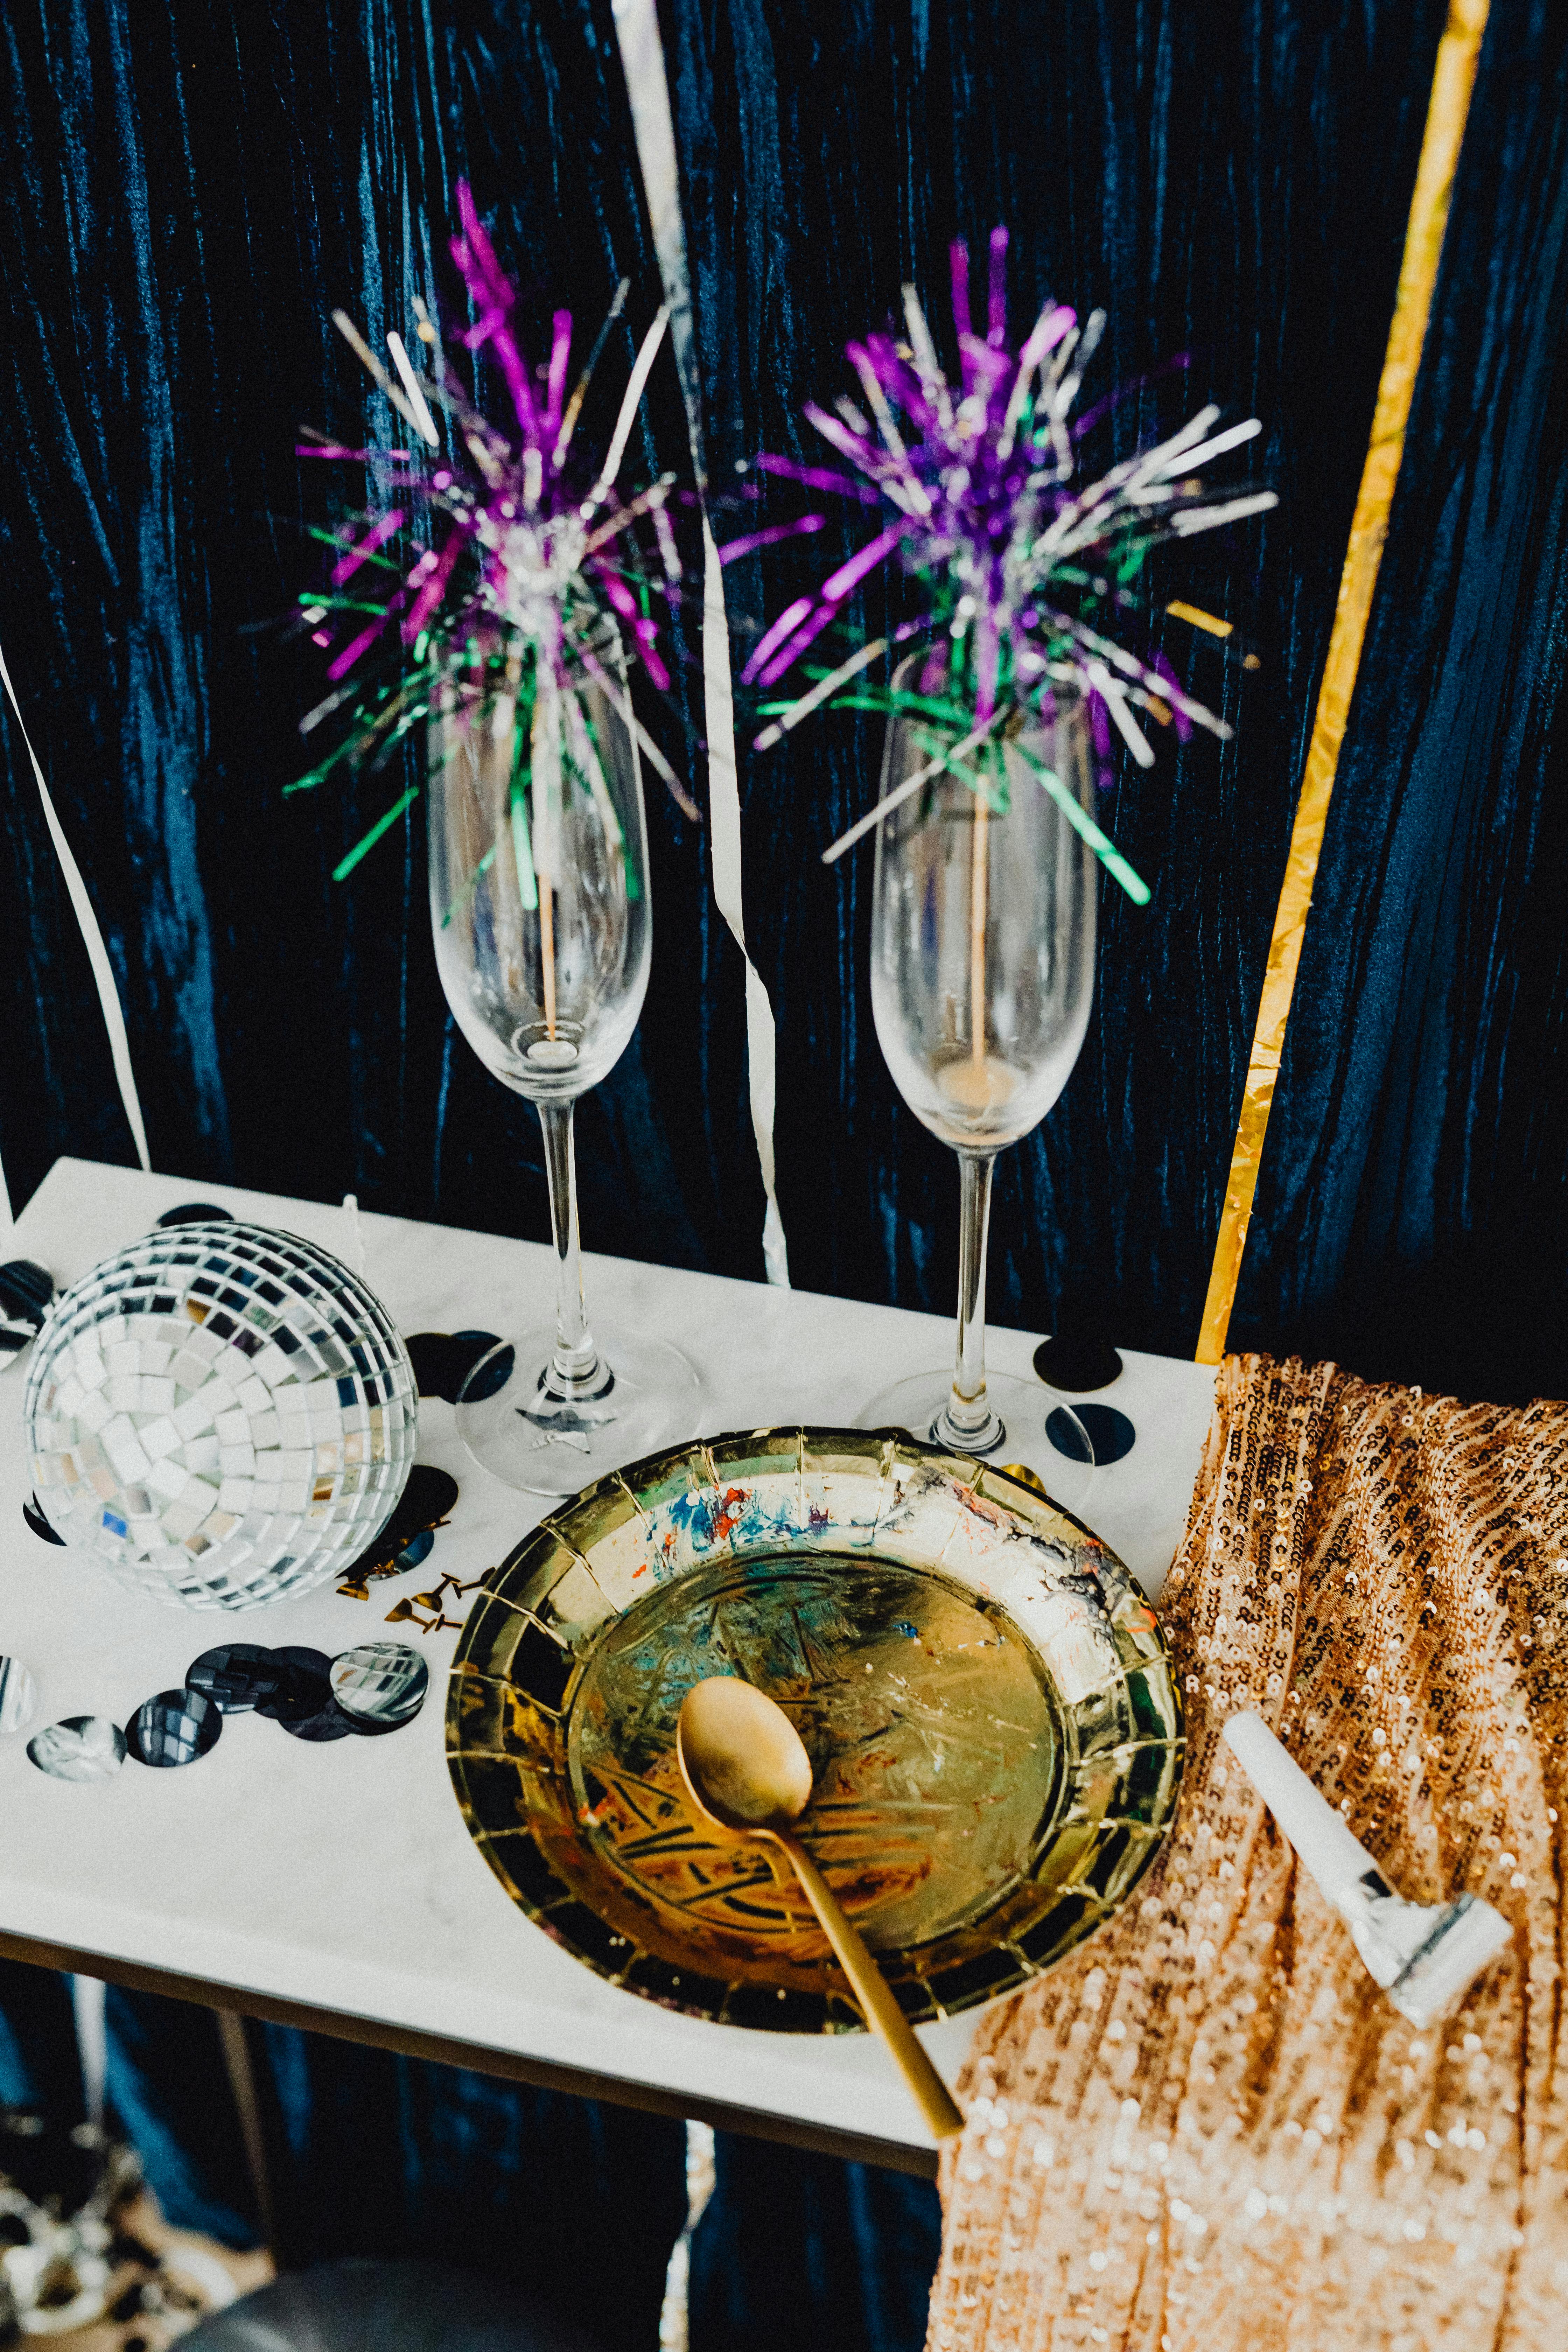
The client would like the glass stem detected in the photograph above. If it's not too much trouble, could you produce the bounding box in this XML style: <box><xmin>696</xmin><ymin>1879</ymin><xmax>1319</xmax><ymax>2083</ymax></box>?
<box><xmin>537</xmin><ymin>1101</ymin><xmax>608</xmax><ymax>1397</ymax></box>
<box><xmin>944</xmin><ymin>1148</ymin><xmax>1002</xmax><ymax>1448</ymax></box>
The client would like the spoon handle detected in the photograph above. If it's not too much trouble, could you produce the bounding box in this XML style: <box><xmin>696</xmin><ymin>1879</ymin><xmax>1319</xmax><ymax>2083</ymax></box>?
<box><xmin>775</xmin><ymin>1832</ymin><xmax>964</xmax><ymax>2142</ymax></box>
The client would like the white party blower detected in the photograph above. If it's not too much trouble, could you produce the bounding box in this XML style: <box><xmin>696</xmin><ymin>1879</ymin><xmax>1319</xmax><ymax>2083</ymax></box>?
<box><xmin>1224</xmin><ymin>1712</ymin><xmax>1513</xmax><ymax>2028</ymax></box>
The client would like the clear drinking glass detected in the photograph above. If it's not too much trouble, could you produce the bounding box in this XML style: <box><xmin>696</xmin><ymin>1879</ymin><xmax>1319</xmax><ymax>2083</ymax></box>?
<box><xmin>428</xmin><ymin>630</ymin><xmax>701</xmax><ymax>1494</ymax></box>
<box><xmin>858</xmin><ymin>651</ymin><xmax>1097</xmax><ymax>1460</ymax></box>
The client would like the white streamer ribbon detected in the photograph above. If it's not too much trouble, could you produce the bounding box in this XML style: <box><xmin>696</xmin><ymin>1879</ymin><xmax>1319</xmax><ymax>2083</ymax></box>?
<box><xmin>0</xmin><ymin>636</ymin><xmax>150</xmax><ymax>1235</ymax></box>
<box><xmin>611</xmin><ymin>0</ymin><xmax>790</xmax><ymax>1287</ymax></box>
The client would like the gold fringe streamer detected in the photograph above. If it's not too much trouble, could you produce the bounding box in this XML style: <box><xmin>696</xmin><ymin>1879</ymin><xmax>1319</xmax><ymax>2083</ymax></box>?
<box><xmin>1196</xmin><ymin>0</ymin><xmax>1491</xmax><ymax>1365</ymax></box>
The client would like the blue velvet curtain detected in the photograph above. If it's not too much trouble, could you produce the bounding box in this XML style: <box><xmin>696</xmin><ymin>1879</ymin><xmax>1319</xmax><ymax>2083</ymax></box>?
<box><xmin>6</xmin><ymin>0</ymin><xmax>1564</xmax><ymax>1392</ymax></box>
<box><xmin>2</xmin><ymin>1</ymin><xmax>1566</xmax><ymax>2345</ymax></box>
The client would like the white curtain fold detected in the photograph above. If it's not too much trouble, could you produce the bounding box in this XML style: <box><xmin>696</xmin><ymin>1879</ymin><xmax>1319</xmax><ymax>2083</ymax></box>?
<box><xmin>0</xmin><ymin>635</ymin><xmax>151</xmax><ymax>1237</ymax></box>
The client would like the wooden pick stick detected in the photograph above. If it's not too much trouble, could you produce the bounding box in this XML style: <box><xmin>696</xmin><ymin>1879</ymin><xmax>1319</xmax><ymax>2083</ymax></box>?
<box><xmin>970</xmin><ymin>758</ymin><xmax>989</xmax><ymax>1070</ymax></box>
<box><xmin>540</xmin><ymin>875</ymin><xmax>557</xmax><ymax>1041</ymax></box>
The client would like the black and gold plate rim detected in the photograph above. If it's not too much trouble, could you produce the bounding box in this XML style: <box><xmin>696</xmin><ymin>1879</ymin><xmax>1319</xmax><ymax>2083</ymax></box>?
<box><xmin>446</xmin><ymin>1425</ymin><xmax>1183</xmax><ymax>2032</ymax></box>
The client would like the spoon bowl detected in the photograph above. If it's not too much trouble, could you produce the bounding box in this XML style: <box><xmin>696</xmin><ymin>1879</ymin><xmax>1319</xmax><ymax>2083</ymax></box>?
<box><xmin>676</xmin><ymin>1676</ymin><xmax>964</xmax><ymax>2141</ymax></box>
<box><xmin>674</xmin><ymin>1673</ymin><xmax>814</xmax><ymax>1833</ymax></box>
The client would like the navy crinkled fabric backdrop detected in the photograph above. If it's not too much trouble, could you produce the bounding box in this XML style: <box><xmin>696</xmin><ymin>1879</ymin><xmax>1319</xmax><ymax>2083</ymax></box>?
<box><xmin>4</xmin><ymin>0</ymin><xmax>1564</xmax><ymax>1398</ymax></box>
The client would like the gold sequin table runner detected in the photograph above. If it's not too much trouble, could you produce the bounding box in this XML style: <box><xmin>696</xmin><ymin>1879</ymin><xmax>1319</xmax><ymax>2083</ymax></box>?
<box><xmin>927</xmin><ymin>1353</ymin><xmax>1568</xmax><ymax>2351</ymax></box>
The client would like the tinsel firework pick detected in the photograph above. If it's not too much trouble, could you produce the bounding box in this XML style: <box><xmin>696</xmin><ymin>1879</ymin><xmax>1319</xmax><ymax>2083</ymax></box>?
<box><xmin>739</xmin><ymin>227</ymin><xmax>1275</xmax><ymax>897</ymax></box>
<box><xmin>292</xmin><ymin>181</ymin><xmax>697</xmax><ymax>882</ymax></box>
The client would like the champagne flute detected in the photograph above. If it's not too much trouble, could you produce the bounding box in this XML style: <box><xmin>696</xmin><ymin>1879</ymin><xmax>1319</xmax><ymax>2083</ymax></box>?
<box><xmin>428</xmin><ymin>629</ymin><xmax>702</xmax><ymax>1494</ymax></box>
<box><xmin>858</xmin><ymin>652</ymin><xmax>1097</xmax><ymax>1467</ymax></box>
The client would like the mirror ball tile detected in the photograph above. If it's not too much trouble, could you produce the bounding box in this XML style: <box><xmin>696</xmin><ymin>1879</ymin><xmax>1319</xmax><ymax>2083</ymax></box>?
<box><xmin>0</xmin><ymin>1657</ymin><xmax>38</xmax><ymax>1738</ymax></box>
<box><xmin>28</xmin><ymin>1717</ymin><xmax>127</xmax><ymax>1782</ymax></box>
<box><xmin>186</xmin><ymin>1644</ymin><xmax>279</xmax><ymax>1713</ymax></box>
<box><xmin>126</xmin><ymin>1687</ymin><xmax>223</xmax><ymax>1768</ymax></box>
<box><xmin>330</xmin><ymin>1643</ymin><xmax>428</xmax><ymax>1729</ymax></box>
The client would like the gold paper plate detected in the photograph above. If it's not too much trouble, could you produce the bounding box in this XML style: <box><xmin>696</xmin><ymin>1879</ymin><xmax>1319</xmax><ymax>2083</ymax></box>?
<box><xmin>447</xmin><ymin>1427</ymin><xmax>1183</xmax><ymax>2031</ymax></box>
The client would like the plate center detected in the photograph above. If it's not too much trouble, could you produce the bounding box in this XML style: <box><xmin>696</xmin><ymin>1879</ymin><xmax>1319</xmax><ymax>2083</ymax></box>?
<box><xmin>567</xmin><ymin>1549</ymin><xmax>1062</xmax><ymax>1955</ymax></box>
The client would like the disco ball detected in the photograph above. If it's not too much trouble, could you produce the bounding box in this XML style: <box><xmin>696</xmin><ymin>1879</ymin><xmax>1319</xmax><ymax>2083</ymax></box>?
<box><xmin>24</xmin><ymin>1222</ymin><xmax>417</xmax><ymax>1611</ymax></box>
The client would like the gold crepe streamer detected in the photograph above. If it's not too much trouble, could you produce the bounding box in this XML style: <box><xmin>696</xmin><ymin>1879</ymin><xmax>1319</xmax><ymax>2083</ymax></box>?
<box><xmin>1166</xmin><ymin>600</ymin><xmax>1233</xmax><ymax>640</ymax></box>
<box><xmin>1196</xmin><ymin>0</ymin><xmax>1490</xmax><ymax>1365</ymax></box>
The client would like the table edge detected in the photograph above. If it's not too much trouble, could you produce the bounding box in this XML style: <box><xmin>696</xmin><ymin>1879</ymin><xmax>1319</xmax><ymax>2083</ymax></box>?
<box><xmin>0</xmin><ymin>1923</ymin><xmax>939</xmax><ymax>2182</ymax></box>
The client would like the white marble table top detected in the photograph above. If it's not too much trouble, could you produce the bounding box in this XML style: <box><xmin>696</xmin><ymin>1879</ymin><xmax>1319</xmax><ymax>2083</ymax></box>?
<box><xmin>0</xmin><ymin>1158</ymin><xmax>1214</xmax><ymax>2171</ymax></box>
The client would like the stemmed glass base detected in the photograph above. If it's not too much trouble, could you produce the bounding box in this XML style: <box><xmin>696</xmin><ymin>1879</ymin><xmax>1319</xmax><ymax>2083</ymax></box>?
<box><xmin>855</xmin><ymin>1367</ymin><xmax>1096</xmax><ymax>1512</ymax></box>
<box><xmin>457</xmin><ymin>1322</ymin><xmax>702</xmax><ymax>1498</ymax></box>
<box><xmin>856</xmin><ymin>1366</ymin><xmax>1017</xmax><ymax>1455</ymax></box>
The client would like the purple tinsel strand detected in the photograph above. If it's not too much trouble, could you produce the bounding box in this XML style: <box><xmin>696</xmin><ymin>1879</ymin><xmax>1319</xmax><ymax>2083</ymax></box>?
<box><xmin>1086</xmin><ymin>686</ymin><xmax>1114</xmax><ymax>786</ymax></box>
<box><xmin>451</xmin><ymin>181</ymin><xmax>541</xmax><ymax>447</ymax></box>
<box><xmin>751</xmin><ymin>452</ymin><xmax>881</xmax><ymax>505</ymax></box>
<box><xmin>987</xmin><ymin>227</ymin><xmax>1009</xmax><ymax>346</ymax></box>
<box><xmin>1149</xmin><ymin>651</ymin><xmax>1194</xmax><ymax>743</ymax></box>
<box><xmin>860</xmin><ymin>335</ymin><xmax>941</xmax><ymax>435</ymax></box>
<box><xmin>756</xmin><ymin>600</ymin><xmax>841</xmax><ymax>689</ymax></box>
<box><xmin>737</xmin><ymin>223</ymin><xmax>1269</xmax><ymax>781</ymax></box>
<box><xmin>741</xmin><ymin>593</ymin><xmax>814</xmax><ymax>684</ymax></box>
<box><xmin>543</xmin><ymin>309</ymin><xmax>573</xmax><ymax>445</ymax></box>
<box><xmin>950</xmin><ymin>240</ymin><xmax>973</xmax><ymax>393</ymax></box>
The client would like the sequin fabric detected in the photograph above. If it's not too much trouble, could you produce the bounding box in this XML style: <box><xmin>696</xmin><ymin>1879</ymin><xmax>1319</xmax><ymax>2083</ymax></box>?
<box><xmin>927</xmin><ymin>1352</ymin><xmax>1568</xmax><ymax>2351</ymax></box>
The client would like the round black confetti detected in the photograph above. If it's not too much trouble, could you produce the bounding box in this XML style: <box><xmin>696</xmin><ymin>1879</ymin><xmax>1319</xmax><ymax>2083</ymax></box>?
<box><xmin>330</xmin><ymin>1643</ymin><xmax>428</xmax><ymax>1731</ymax></box>
<box><xmin>457</xmin><ymin>1342</ymin><xmax>515</xmax><ymax>1407</ymax></box>
<box><xmin>126</xmin><ymin>1688</ymin><xmax>222</xmax><ymax>1768</ymax></box>
<box><xmin>405</xmin><ymin>1331</ymin><xmax>456</xmax><ymax>1397</ymax></box>
<box><xmin>186</xmin><ymin>1644</ymin><xmax>279</xmax><ymax>1714</ymax></box>
<box><xmin>1045</xmin><ymin>1402</ymin><xmax>1138</xmax><ymax>1466</ymax></box>
<box><xmin>394</xmin><ymin>1463</ymin><xmax>460</xmax><ymax>1528</ymax></box>
<box><xmin>279</xmin><ymin>1697</ymin><xmax>356</xmax><ymax>1743</ymax></box>
<box><xmin>338</xmin><ymin>1464</ymin><xmax>461</xmax><ymax>1587</ymax></box>
<box><xmin>153</xmin><ymin>1202</ymin><xmax>236</xmax><ymax>1228</ymax></box>
<box><xmin>453</xmin><ymin>1333</ymin><xmax>510</xmax><ymax>1402</ymax></box>
<box><xmin>24</xmin><ymin>1495</ymin><xmax>65</xmax><ymax>1545</ymax></box>
<box><xmin>405</xmin><ymin>1331</ymin><xmax>504</xmax><ymax>1404</ymax></box>
<box><xmin>28</xmin><ymin>1717</ymin><xmax>126</xmax><ymax>1782</ymax></box>
<box><xmin>254</xmin><ymin>1647</ymin><xmax>335</xmax><ymax>1725</ymax></box>
<box><xmin>0</xmin><ymin>1259</ymin><xmax>54</xmax><ymax>1324</ymax></box>
<box><xmin>1032</xmin><ymin>1333</ymin><xmax>1124</xmax><ymax>1393</ymax></box>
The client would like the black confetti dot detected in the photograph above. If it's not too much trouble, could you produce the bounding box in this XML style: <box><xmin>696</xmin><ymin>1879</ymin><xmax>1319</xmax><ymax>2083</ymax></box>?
<box><xmin>1046</xmin><ymin>1403</ymin><xmax>1137</xmax><ymax>1465</ymax></box>
<box><xmin>186</xmin><ymin>1644</ymin><xmax>279</xmax><ymax>1714</ymax></box>
<box><xmin>126</xmin><ymin>1688</ymin><xmax>222</xmax><ymax>1768</ymax></box>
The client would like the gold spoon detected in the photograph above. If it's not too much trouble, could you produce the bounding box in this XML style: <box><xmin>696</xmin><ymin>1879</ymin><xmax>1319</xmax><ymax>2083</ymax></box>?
<box><xmin>675</xmin><ymin>1675</ymin><xmax>964</xmax><ymax>2141</ymax></box>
